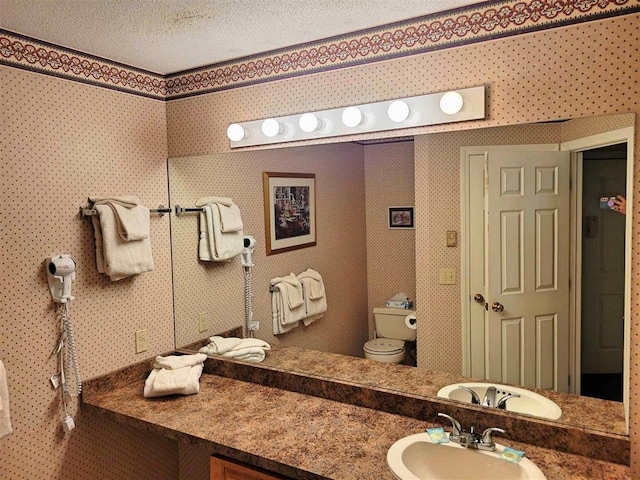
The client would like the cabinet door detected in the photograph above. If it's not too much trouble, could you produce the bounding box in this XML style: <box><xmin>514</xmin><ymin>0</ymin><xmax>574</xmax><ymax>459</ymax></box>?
<box><xmin>210</xmin><ymin>456</ymin><xmax>286</xmax><ymax>480</ymax></box>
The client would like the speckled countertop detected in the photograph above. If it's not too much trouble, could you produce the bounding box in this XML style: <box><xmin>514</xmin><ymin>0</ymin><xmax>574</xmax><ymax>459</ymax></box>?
<box><xmin>83</xmin><ymin>354</ymin><xmax>630</xmax><ymax>480</ymax></box>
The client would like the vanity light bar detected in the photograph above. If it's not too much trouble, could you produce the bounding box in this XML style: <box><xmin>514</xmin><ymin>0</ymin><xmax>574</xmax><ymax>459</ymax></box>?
<box><xmin>227</xmin><ymin>85</ymin><xmax>485</xmax><ymax>148</ymax></box>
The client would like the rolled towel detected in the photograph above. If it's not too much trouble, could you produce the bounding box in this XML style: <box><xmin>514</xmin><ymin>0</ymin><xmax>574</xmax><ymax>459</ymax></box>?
<box><xmin>153</xmin><ymin>353</ymin><xmax>207</xmax><ymax>370</ymax></box>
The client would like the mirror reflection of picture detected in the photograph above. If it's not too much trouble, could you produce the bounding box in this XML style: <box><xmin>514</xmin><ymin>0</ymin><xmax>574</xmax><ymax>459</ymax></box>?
<box><xmin>388</xmin><ymin>206</ymin><xmax>414</xmax><ymax>229</ymax></box>
<box><xmin>263</xmin><ymin>172</ymin><xmax>316</xmax><ymax>255</ymax></box>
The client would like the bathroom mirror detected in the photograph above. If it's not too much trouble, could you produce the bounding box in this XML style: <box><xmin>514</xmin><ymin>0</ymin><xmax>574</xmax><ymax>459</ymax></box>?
<box><xmin>169</xmin><ymin>112</ymin><xmax>633</xmax><ymax>437</ymax></box>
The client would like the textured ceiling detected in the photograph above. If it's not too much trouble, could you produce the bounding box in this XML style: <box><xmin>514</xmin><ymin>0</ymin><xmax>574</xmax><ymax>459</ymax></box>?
<box><xmin>0</xmin><ymin>0</ymin><xmax>483</xmax><ymax>75</ymax></box>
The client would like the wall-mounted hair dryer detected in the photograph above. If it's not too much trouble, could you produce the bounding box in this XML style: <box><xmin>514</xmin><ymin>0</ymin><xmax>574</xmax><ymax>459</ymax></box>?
<box><xmin>46</xmin><ymin>254</ymin><xmax>76</xmax><ymax>303</ymax></box>
<box><xmin>241</xmin><ymin>236</ymin><xmax>257</xmax><ymax>267</ymax></box>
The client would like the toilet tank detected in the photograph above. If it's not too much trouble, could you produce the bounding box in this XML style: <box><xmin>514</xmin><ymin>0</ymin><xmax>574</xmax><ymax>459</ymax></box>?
<box><xmin>373</xmin><ymin>307</ymin><xmax>417</xmax><ymax>341</ymax></box>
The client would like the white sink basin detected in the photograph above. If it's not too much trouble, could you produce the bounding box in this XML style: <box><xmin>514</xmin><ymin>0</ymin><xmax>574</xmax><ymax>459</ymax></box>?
<box><xmin>437</xmin><ymin>382</ymin><xmax>562</xmax><ymax>420</ymax></box>
<box><xmin>387</xmin><ymin>433</ymin><xmax>547</xmax><ymax>480</ymax></box>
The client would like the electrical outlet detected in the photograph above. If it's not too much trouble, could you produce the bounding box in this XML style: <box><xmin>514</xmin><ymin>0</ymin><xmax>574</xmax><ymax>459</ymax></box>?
<box><xmin>439</xmin><ymin>268</ymin><xmax>456</xmax><ymax>285</ymax></box>
<box><xmin>198</xmin><ymin>312</ymin><xmax>209</xmax><ymax>333</ymax></box>
<box><xmin>135</xmin><ymin>329</ymin><xmax>149</xmax><ymax>353</ymax></box>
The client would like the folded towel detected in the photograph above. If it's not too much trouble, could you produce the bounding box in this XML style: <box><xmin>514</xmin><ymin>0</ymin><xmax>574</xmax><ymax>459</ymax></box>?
<box><xmin>198</xmin><ymin>200</ymin><xmax>244</xmax><ymax>261</ymax></box>
<box><xmin>298</xmin><ymin>269</ymin><xmax>327</xmax><ymax>327</ymax></box>
<box><xmin>198</xmin><ymin>336</ymin><xmax>271</xmax><ymax>363</ymax></box>
<box><xmin>90</xmin><ymin>196</ymin><xmax>154</xmax><ymax>281</ymax></box>
<box><xmin>195</xmin><ymin>196</ymin><xmax>234</xmax><ymax>207</ymax></box>
<box><xmin>0</xmin><ymin>360</ymin><xmax>13</xmax><ymax>439</ymax></box>
<box><xmin>110</xmin><ymin>203</ymin><xmax>150</xmax><ymax>241</ymax></box>
<box><xmin>89</xmin><ymin>195</ymin><xmax>139</xmax><ymax>208</ymax></box>
<box><xmin>271</xmin><ymin>288</ymin><xmax>299</xmax><ymax>335</ymax></box>
<box><xmin>270</xmin><ymin>274</ymin><xmax>304</xmax><ymax>309</ymax></box>
<box><xmin>153</xmin><ymin>353</ymin><xmax>207</xmax><ymax>370</ymax></box>
<box><xmin>143</xmin><ymin>364</ymin><xmax>204</xmax><ymax>398</ymax></box>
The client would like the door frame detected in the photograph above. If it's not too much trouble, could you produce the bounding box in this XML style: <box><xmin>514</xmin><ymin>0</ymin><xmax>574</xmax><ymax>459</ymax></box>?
<box><xmin>460</xmin><ymin>144</ymin><xmax>559</xmax><ymax>378</ymax></box>
<box><xmin>560</xmin><ymin>127</ymin><xmax>634</xmax><ymax>432</ymax></box>
<box><xmin>460</xmin><ymin>128</ymin><xmax>634</xmax><ymax>433</ymax></box>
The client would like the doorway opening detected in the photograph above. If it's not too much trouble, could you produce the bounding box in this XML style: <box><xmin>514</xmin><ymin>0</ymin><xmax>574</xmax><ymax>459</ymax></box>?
<box><xmin>579</xmin><ymin>143</ymin><xmax>627</xmax><ymax>402</ymax></box>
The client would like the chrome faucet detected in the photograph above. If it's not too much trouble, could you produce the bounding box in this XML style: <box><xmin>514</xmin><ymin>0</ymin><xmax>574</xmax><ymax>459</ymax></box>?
<box><xmin>482</xmin><ymin>386</ymin><xmax>497</xmax><ymax>407</ymax></box>
<box><xmin>456</xmin><ymin>385</ymin><xmax>520</xmax><ymax>410</ymax></box>
<box><xmin>437</xmin><ymin>413</ymin><xmax>505</xmax><ymax>451</ymax></box>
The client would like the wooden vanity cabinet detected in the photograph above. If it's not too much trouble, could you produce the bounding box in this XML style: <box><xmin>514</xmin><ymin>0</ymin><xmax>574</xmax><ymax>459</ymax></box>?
<box><xmin>210</xmin><ymin>456</ymin><xmax>288</xmax><ymax>480</ymax></box>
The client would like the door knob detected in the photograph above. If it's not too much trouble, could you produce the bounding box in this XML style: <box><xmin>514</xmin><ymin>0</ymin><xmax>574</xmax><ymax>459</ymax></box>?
<box><xmin>473</xmin><ymin>294</ymin><xmax>485</xmax><ymax>304</ymax></box>
<box><xmin>491</xmin><ymin>302</ymin><xmax>504</xmax><ymax>312</ymax></box>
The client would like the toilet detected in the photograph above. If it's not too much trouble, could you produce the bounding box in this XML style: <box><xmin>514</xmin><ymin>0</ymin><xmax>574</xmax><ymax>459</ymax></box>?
<box><xmin>363</xmin><ymin>307</ymin><xmax>417</xmax><ymax>363</ymax></box>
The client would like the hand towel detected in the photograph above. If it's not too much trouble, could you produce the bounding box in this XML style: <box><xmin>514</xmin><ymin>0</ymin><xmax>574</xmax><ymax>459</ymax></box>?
<box><xmin>198</xmin><ymin>200</ymin><xmax>244</xmax><ymax>261</ymax></box>
<box><xmin>143</xmin><ymin>363</ymin><xmax>204</xmax><ymax>398</ymax></box>
<box><xmin>271</xmin><ymin>288</ymin><xmax>299</xmax><ymax>335</ymax></box>
<box><xmin>270</xmin><ymin>274</ymin><xmax>304</xmax><ymax>309</ymax></box>
<box><xmin>298</xmin><ymin>269</ymin><xmax>327</xmax><ymax>327</ymax></box>
<box><xmin>153</xmin><ymin>353</ymin><xmax>207</xmax><ymax>370</ymax></box>
<box><xmin>91</xmin><ymin>196</ymin><xmax>150</xmax><ymax>241</ymax></box>
<box><xmin>92</xmin><ymin>204</ymin><xmax>155</xmax><ymax>281</ymax></box>
<box><xmin>90</xmin><ymin>196</ymin><xmax>154</xmax><ymax>281</ymax></box>
<box><xmin>0</xmin><ymin>360</ymin><xmax>13</xmax><ymax>439</ymax></box>
<box><xmin>110</xmin><ymin>203</ymin><xmax>150</xmax><ymax>241</ymax></box>
<box><xmin>195</xmin><ymin>196</ymin><xmax>243</xmax><ymax>232</ymax></box>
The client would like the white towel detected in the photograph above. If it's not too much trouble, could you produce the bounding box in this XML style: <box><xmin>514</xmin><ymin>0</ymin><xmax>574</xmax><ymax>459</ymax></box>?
<box><xmin>153</xmin><ymin>353</ymin><xmax>207</xmax><ymax>370</ymax></box>
<box><xmin>198</xmin><ymin>336</ymin><xmax>271</xmax><ymax>363</ymax></box>
<box><xmin>298</xmin><ymin>269</ymin><xmax>327</xmax><ymax>326</ymax></box>
<box><xmin>90</xmin><ymin>196</ymin><xmax>154</xmax><ymax>281</ymax></box>
<box><xmin>143</xmin><ymin>364</ymin><xmax>204</xmax><ymax>398</ymax></box>
<box><xmin>195</xmin><ymin>196</ymin><xmax>243</xmax><ymax>232</ymax></box>
<box><xmin>143</xmin><ymin>353</ymin><xmax>207</xmax><ymax>398</ymax></box>
<box><xmin>200</xmin><ymin>336</ymin><xmax>271</xmax><ymax>355</ymax></box>
<box><xmin>111</xmin><ymin>203</ymin><xmax>150</xmax><ymax>241</ymax></box>
<box><xmin>0</xmin><ymin>360</ymin><xmax>13</xmax><ymax>439</ymax></box>
<box><xmin>270</xmin><ymin>274</ymin><xmax>304</xmax><ymax>309</ymax></box>
<box><xmin>271</xmin><ymin>289</ymin><xmax>298</xmax><ymax>335</ymax></box>
<box><xmin>197</xmin><ymin>198</ymin><xmax>244</xmax><ymax>261</ymax></box>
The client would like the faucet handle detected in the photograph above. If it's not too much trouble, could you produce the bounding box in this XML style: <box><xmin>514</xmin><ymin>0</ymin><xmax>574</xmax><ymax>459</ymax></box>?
<box><xmin>457</xmin><ymin>385</ymin><xmax>481</xmax><ymax>405</ymax></box>
<box><xmin>481</xmin><ymin>427</ymin><xmax>506</xmax><ymax>448</ymax></box>
<box><xmin>437</xmin><ymin>413</ymin><xmax>462</xmax><ymax>436</ymax></box>
<box><xmin>496</xmin><ymin>393</ymin><xmax>520</xmax><ymax>410</ymax></box>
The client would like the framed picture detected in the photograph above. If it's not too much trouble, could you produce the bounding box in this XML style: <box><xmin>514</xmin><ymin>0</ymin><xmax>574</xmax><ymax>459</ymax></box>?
<box><xmin>263</xmin><ymin>172</ymin><xmax>316</xmax><ymax>255</ymax></box>
<box><xmin>388</xmin><ymin>206</ymin><xmax>414</xmax><ymax>229</ymax></box>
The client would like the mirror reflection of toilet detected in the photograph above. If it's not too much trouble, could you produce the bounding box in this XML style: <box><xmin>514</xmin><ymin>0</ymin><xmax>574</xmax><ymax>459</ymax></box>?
<box><xmin>363</xmin><ymin>307</ymin><xmax>417</xmax><ymax>364</ymax></box>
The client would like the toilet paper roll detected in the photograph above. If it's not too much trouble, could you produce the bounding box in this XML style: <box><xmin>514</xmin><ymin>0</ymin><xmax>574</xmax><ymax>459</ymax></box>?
<box><xmin>405</xmin><ymin>314</ymin><xmax>417</xmax><ymax>330</ymax></box>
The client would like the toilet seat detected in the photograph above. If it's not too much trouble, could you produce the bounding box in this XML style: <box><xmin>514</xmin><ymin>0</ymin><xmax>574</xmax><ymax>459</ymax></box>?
<box><xmin>363</xmin><ymin>338</ymin><xmax>405</xmax><ymax>355</ymax></box>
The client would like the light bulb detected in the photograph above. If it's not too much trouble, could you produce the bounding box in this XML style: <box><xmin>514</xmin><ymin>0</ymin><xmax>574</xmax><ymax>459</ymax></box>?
<box><xmin>440</xmin><ymin>91</ymin><xmax>464</xmax><ymax>115</ymax></box>
<box><xmin>342</xmin><ymin>106</ymin><xmax>363</xmax><ymax>127</ymax></box>
<box><xmin>226</xmin><ymin>123</ymin><xmax>246</xmax><ymax>142</ymax></box>
<box><xmin>299</xmin><ymin>113</ymin><xmax>321</xmax><ymax>133</ymax></box>
<box><xmin>387</xmin><ymin>100</ymin><xmax>410</xmax><ymax>123</ymax></box>
<box><xmin>261</xmin><ymin>118</ymin><xmax>282</xmax><ymax>137</ymax></box>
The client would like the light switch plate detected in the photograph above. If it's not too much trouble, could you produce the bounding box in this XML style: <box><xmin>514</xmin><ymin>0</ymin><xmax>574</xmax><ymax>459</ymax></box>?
<box><xmin>135</xmin><ymin>329</ymin><xmax>149</xmax><ymax>353</ymax></box>
<box><xmin>439</xmin><ymin>268</ymin><xmax>456</xmax><ymax>285</ymax></box>
<box><xmin>198</xmin><ymin>312</ymin><xmax>209</xmax><ymax>333</ymax></box>
<box><xmin>446</xmin><ymin>230</ymin><xmax>458</xmax><ymax>247</ymax></box>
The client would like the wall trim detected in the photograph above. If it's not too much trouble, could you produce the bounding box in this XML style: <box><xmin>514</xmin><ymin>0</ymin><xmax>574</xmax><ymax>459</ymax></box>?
<box><xmin>1</xmin><ymin>0</ymin><xmax>638</xmax><ymax>101</ymax></box>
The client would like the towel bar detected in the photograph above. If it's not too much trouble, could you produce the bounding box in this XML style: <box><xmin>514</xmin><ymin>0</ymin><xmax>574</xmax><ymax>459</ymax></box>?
<box><xmin>80</xmin><ymin>205</ymin><xmax>172</xmax><ymax>217</ymax></box>
<box><xmin>174</xmin><ymin>205</ymin><xmax>205</xmax><ymax>216</ymax></box>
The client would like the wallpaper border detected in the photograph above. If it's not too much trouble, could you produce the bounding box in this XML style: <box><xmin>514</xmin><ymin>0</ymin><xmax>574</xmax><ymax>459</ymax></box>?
<box><xmin>1</xmin><ymin>0</ymin><xmax>638</xmax><ymax>101</ymax></box>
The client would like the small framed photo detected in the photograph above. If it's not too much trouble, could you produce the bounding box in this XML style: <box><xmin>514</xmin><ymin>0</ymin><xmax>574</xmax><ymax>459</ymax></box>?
<box><xmin>388</xmin><ymin>206</ymin><xmax>414</xmax><ymax>229</ymax></box>
<box><xmin>263</xmin><ymin>172</ymin><xmax>316</xmax><ymax>255</ymax></box>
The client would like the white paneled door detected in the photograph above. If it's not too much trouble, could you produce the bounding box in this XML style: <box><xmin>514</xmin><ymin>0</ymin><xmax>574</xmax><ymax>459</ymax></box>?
<box><xmin>486</xmin><ymin>151</ymin><xmax>570</xmax><ymax>391</ymax></box>
<box><xmin>467</xmin><ymin>149</ymin><xmax>570</xmax><ymax>392</ymax></box>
